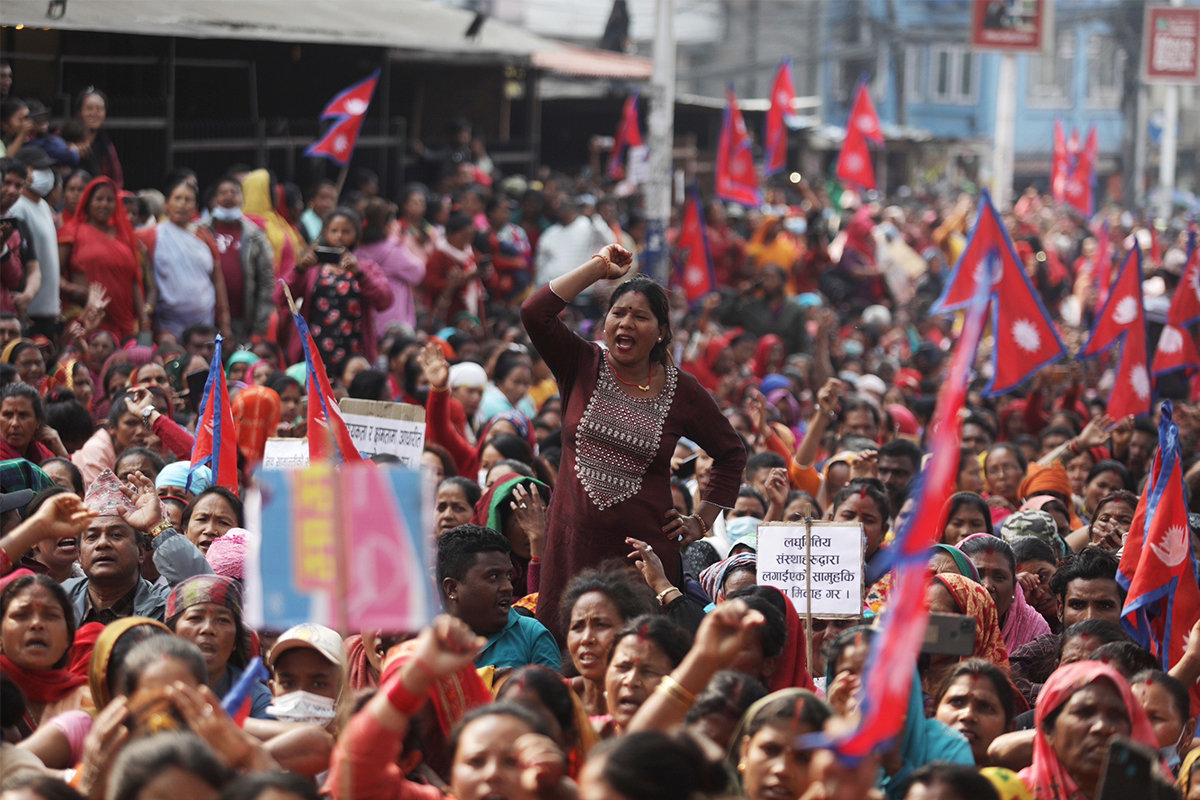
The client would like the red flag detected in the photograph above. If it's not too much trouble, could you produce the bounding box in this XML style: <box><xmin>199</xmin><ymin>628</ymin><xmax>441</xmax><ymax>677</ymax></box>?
<box><xmin>932</xmin><ymin>191</ymin><xmax>1066</xmax><ymax>396</ymax></box>
<box><xmin>1080</xmin><ymin>245</ymin><xmax>1152</xmax><ymax>418</ymax></box>
<box><xmin>763</xmin><ymin>58</ymin><xmax>795</xmax><ymax>177</ymax></box>
<box><xmin>1051</xmin><ymin>120</ymin><xmax>1068</xmax><ymax>202</ymax></box>
<box><xmin>1153</xmin><ymin>230</ymin><xmax>1200</xmax><ymax>376</ymax></box>
<box><xmin>1150</xmin><ymin>226</ymin><xmax>1163</xmax><ymax>268</ymax></box>
<box><xmin>190</xmin><ymin>334</ymin><xmax>239</xmax><ymax>490</ymax></box>
<box><xmin>1064</xmin><ymin>126</ymin><xmax>1097</xmax><ymax>218</ymax></box>
<box><xmin>321</xmin><ymin>70</ymin><xmax>380</xmax><ymax>120</ymax></box>
<box><xmin>305</xmin><ymin>114</ymin><xmax>366</xmax><ymax>169</ymax></box>
<box><xmin>846</xmin><ymin>81</ymin><xmax>884</xmax><ymax>144</ymax></box>
<box><xmin>1119</xmin><ymin>401</ymin><xmax>1200</xmax><ymax>672</ymax></box>
<box><xmin>835</xmin><ymin>127</ymin><xmax>876</xmax><ymax>191</ymax></box>
<box><xmin>306</xmin><ymin>71</ymin><xmax>379</xmax><ymax>168</ymax></box>
<box><xmin>674</xmin><ymin>187</ymin><xmax>716</xmax><ymax>303</ymax></box>
<box><xmin>293</xmin><ymin>312</ymin><xmax>363</xmax><ymax>462</ymax></box>
<box><xmin>714</xmin><ymin>86</ymin><xmax>762</xmax><ymax>207</ymax></box>
<box><xmin>1094</xmin><ymin>222</ymin><xmax>1113</xmax><ymax>311</ymax></box>
<box><xmin>607</xmin><ymin>93</ymin><xmax>643</xmax><ymax>180</ymax></box>
<box><xmin>820</xmin><ymin>273</ymin><xmax>988</xmax><ymax>762</ymax></box>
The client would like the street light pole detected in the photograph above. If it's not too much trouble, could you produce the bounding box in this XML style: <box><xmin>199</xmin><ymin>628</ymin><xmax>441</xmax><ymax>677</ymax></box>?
<box><xmin>644</xmin><ymin>0</ymin><xmax>675</xmax><ymax>284</ymax></box>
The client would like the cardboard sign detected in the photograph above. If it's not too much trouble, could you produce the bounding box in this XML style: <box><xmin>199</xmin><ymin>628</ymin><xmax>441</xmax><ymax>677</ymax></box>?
<box><xmin>757</xmin><ymin>522</ymin><xmax>865</xmax><ymax>618</ymax></box>
<box><xmin>339</xmin><ymin>398</ymin><xmax>426</xmax><ymax>467</ymax></box>
<box><xmin>970</xmin><ymin>0</ymin><xmax>1052</xmax><ymax>53</ymax></box>
<box><xmin>261</xmin><ymin>438</ymin><xmax>310</xmax><ymax>470</ymax></box>
<box><xmin>245</xmin><ymin>462</ymin><xmax>436</xmax><ymax>632</ymax></box>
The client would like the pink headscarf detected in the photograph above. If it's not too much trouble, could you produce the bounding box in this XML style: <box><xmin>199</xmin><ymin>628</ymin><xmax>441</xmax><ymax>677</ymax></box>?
<box><xmin>1019</xmin><ymin>661</ymin><xmax>1163</xmax><ymax>800</ymax></box>
<box><xmin>956</xmin><ymin>533</ymin><xmax>1050</xmax><ymax>652</ymax></box>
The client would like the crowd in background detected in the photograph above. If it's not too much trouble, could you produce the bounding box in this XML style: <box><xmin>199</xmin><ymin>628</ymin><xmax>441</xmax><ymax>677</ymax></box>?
<box><xmin>3</xmin><ymin>66</ymin><xmax>1200</xmax><ymax>800</ymax></box>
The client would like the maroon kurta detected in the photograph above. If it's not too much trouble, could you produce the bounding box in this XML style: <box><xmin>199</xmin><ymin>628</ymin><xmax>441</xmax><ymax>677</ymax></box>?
<box><xmin>521</xmin><ymin>285</ymin><xmax>746</xmax><ymax>640</ymax></box>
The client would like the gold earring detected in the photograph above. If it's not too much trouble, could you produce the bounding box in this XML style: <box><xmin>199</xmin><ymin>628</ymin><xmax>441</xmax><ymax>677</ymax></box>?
<box><xmin>737</xmin><ymin>763</ymin><xmax>746</xmax><ymax>774</ymax></box>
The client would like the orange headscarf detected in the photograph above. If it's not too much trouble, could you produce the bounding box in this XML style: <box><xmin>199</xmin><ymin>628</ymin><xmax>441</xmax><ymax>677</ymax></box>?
<box><xmin>1018</xmin><ymin>462</ymin><xmax>1083</xmax><ymax>529</ymax></box>
<box><xmin>931</xmin><ymin>572</ymin><xmax>1010</xmax><ymax>673</ymax></box>
<box><xmin>64</xmin><ymin>176</ymin><xmax>139</xmax><ymax>257</ymax></box>
<box><xmin>232</xmin><ymin>385</ymin><xmax>281</xmax><ymax>464</ymax></box>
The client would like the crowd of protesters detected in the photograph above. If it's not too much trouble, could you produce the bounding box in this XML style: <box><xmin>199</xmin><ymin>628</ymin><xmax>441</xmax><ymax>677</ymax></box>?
<box><xmin>3</xmin><ymin>69</ymin><xmax>1200</xmax><ymax>800</ymax></box>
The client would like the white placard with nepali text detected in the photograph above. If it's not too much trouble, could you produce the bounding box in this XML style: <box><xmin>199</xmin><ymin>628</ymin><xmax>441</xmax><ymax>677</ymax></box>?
<box><xmin>757</xmin><ymin>522</ymin><xmax>864</xmax><ymax>618</ymax></box>
<box><xmin>339</xmin><ymin>398</ymin><xmax>426</xmax><ymax>468</ymax></box>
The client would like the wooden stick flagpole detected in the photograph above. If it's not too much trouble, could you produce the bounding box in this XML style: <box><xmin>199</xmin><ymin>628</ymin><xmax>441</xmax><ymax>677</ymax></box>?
<box><xmin>804</xmin><ymin>517</ymin><xmax>814</xmax><ymax>676</ymax></box>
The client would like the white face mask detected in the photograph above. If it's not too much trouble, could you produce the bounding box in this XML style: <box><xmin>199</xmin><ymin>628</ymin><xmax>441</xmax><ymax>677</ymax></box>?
<box><xmin>29</xmin><ymin>169</ymin><xmax>55</xmax><ymax>198</ymax></box>
<box><xmin>211</xmin><ymin>205</ymin><xmax>243</xmax><ymax>222</ymax></box>
<box><xmin>265</xmin><ymin>690</ymin><xmax>337</xmax><ymax>725</ymax></box>
<box><xmin>478</xmin><ymin>468</ymin><xmax>489</xmax><ymax>487</ymax></box>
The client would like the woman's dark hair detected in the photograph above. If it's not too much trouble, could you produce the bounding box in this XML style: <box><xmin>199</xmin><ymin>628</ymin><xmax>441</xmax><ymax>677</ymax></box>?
<box><xmin>424</xmin><ymin>443</ymin><xmax>458</xmax><ymax>479</ymax></box>
<box><xmin>114</xmin><ymin>447</ymin><xmax>166</xmax><ymax>480</ymax></box>
<box><xmin>1092</xmin><ymin>490</ymin><xmax>1139</xmax><ymax>525</ymax></box>
<box><xmin>824</xmin><ymin>626</ymin><xmax>876</xmax><ymax>678</ymax></box>
<box><xmin>102</xmin><ymin>623</ymin><xmax>172</xmax><ymax>702</ymax></box>
<box><xmin>984</xmin><ymin>442</ymin><xmax>1028</xmax><ymax>476</ymax></box>
<box><xmin>831</xmin><ymin>480</ymin><xmax>891</xmax><ymax>524</ymax></box>
<box><xmin>399</xmin><ymin>183</ymin><xmax>428</xmax><ymax>211</ymax></box>
<box><xmin>219</xmin><ymin>772</ymin><xmax>322</xmax><ymax>800</ymax></box>
<box><xmin>1</xmin><ymin>98</ymin><xmax>28</xmax><ymax>130</ymax></box>
<box><xmin>736</xmin><ymin>484</ymin><xmax>768</xmax><ymax>518</ymax></box>
<box><xmin>726</xmin><ymin>587</ymin><xmax>787</xmax><ymax>660</ymax></box>
<box><xmin>104</xmin><ymin>363</ymin><xmax>136</xmax><ymax>395</ymax></box>
<box><xmin>589</xmin><ymin>731</ymin><xmax>728</xmax><ymax>800</ymax></box>
<box><xmin>1</xmin><ymin>381</ymin><xmax>44</xmax><ymax>421</ymax></box>
<box><xmin>3</xmin><ymin>775</ymin><xmax>87</xmax><ymax>800</ymax></box>
<box><xmin>348</xmin><ymin>369</ymin><xmax>389</xmax><ymax>401</ymax></box>
<box><xmin>483</xmin><ymin>433</ymin><xmax>533</xmax><ymax>467</ymax></box>
<box><xmin>445</xmin><ymin>212</ymin><xmax>473</xmax><ymax>236</ymax></box>
<box><xmin>0</xmin><ymin>573</ymin><xmax>77</xmax><ymax>669</ymax></box>
<box><xmin>44</xmin><ymin>396</ymin><xmax>94</xmax><ymax>451</ymax></box>
<box><xmin>492</xmin><ymin>349</ymin><xmax>530</xmax><ymax>386</ymax></box>
<box><xmin>165</xmin><ymin>177</ymin><xmax>198</xmax><ymax>203</ymax></box>
<box><xmin>1093</xmin><ymin>641</ymin><xmax>1158</xmax><ymax>678</ymax></box>
<box><xmin>183</xmin><ymin>486</ymin><xmax>245</xmax><ymax>531</ymax></box>
<box><xmin>741</xmin><ymin>688</ymin><xmax>832</xmax><ymax>740</ymax></box>
<box><xmin>1087</xmin><ymin>459</ymin><xmax>1131</xmax><ymax>490</ymax></box>
<box><xmin>684</xmin><ymin>670</ymin><xmax>769</xmax><ymax>726</ymax></box>
<box><xmin>957</xmin><ymin>447</ymin><xmax>979</xmax><ymax>479</ymax></box>
<box><xmin>945</xmin><ymin>492</ymin><xmax>994</xmax><ymax>537</ymax></box>
<box><xmin>73</xmin><ymin>87</ymin><xmax>109</xmax><ymax>113</ymax></box>
<box><xmin>608</xmin><ymin>276</ymin><xmax>671</xmax><ymax>364</ymax></box>
<box><xmin>1011</xmin><ymin>535</ymin><xmax>1058</xmax><ymax>566</ymax></box>
<box><xmin>264</xmin><ymin>371</ymin><xmax>301</xmax><ymax>398</ymax></box>
<box><xmin>117</xmin><ymin>636</ymin><xmax>209</xmax><ymax>697</ymax></box>
<box><xmin>360</xmin><ymin>197</ymin><xmax>395</xmax><ymax>245</ymax></box>
<box><xmin>39</xmin><ymin>459</ymin><xmax>84</xmax><ymax>495</ymax></box>
<box><xmin>934</xmin><ymin>659</ymin><xmax>1017</xmax><ymax>727</ymax></box>
<box><xmin>439</xmin><ymin>476</ymin><xmax>482</xmax><ymax>508</ymax></box>
<box><xmin>107</xmin><ymin>733</ymin><xmax>231</xmax><ymax>800</ymax></box>
<box><xmin>670</xmin><ymin>476</ymin><xmax>694</xmax><ymax>516</ymax></box>
<box><xmin>1131</xmin><ymin>670</ymin><xmax>1191</xmax><ymax>723</ymax></box>
<box><xmin>448</xmin><ymin>701</ymin><xmax>553</xmax><ymax>756</ymax></box>
<box><xmin>784</xmin><ymin>489</ymin><xmax>822</xmax><ymax>520</ymax></box>
<box><xmin>322</xmin><ymin>206</ymin><xmax>362</xmax><ymax>245</ymax></box>
<box><xmin>560</xmin><ymin>560</ymin><xmax>657</xmax><ymax>634</ymax></box>
<box><xmin>958</xmin><ymin>534</ymin><xmax>1016</xmax><ymax>580</ymax></box>
<box><xmin>496</xmin><ymin>665</ymin><xmax>579</xmax><ymax>747</ymax></box>
<box><xmin>898</xmin><ymin>763</ymin><xmax>1001</xmax><ymax>800</ymax></box>
<box><xmin>106</xmin><ymin>390</ymin><xmax>138</xmax><ymax>428</ymax></box>
<box><xmin>607</xmin><ymin>616</ymin><xmax>693</xmax><ymax>669</ymax></box>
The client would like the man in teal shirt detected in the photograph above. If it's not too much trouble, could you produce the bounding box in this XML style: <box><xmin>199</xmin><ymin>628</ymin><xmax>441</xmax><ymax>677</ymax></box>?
<box><xmin>437</xmin><ymin>524</ymin><xmax>560</xmax><ymax>671</ymax></box>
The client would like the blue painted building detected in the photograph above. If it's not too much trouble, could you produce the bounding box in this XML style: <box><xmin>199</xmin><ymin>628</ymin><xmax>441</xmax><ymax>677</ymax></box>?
<box><xmin>820</xmin><ymin>0</ymin><xmax>1128</xmax><ymax>191</ymax></box>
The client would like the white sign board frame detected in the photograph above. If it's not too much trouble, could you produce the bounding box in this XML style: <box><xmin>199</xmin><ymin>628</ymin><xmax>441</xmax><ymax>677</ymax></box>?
<box><xmin>756</xmin><ymin>521</ymin><xmax>865</xmax><ymax>618</ymax></box>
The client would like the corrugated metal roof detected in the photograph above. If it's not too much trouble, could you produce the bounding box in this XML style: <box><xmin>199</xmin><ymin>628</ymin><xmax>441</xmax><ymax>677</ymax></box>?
<box><xmin>3</xmin><ymin>0</ymin><xmax>649</xmax><ymax>77</ymax></box>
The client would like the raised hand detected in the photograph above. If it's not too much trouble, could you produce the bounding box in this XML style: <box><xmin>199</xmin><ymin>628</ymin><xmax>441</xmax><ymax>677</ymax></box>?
<box><xmin>626</xmin><ymin>536</ymin><xmax>672</xmax><ymax>595</ymax></box>
<box><xmin>691</xmin><ymin>599</ymin><xmax>765</xmax><ymax>671</ymax></box>
<box><xmin>117</xmin><ymin>470</ymin><xmax>164</xmax><ymax>532</ymax></box>
<box><xmin>510</xmin><ymin>483</ymin><xmax>546</xmax><ymax>559</ymax></box>
<box><xmin>410</xmin><ymin>615</ymin><xmax>485</xmax><ymax>684</ymax></box>
<box><xmin>597</xmin><ymin>243</ymin><xmax>635</xmax><ymax>280</ymax></box>
<box><xmin>31</xmin><ymin>489</ymin><xmax>95</xmax><ymax>541</ymax></box>
<box><xmin>416</xmin><ymin>342</ymin><xmax>449</xmax><ymax>392</ymax></box>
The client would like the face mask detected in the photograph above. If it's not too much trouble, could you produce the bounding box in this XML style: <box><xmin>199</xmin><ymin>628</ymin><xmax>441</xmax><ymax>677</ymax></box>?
<box><xmin>784</xmin><ymin>216</ymin><xmax>808</xmax><ymax>236</ymax></box>
<box><xmin>211</xmin><ymin>206</ymin><xmax>243</xmax><ymax>222</ymax></box>
<box><xmin>478</xmin><ymin>469</ymin><xmax>489</xmax><ymax>487</ymax></box>
<box><xmin>265</xmin><ymin>690</ymin><xmax>337</xmax><ymax>725</ymax></box>
<box><xmin>843</xmin><ymin>340</ymin><xmax>864</xmax><ymax>359</ymax></box>
<box><xmin>1161</xmin><ymin>744</ymin><xmax>1182</xmax><ymax>773</ymax></box>
<box><xmin>29</xmin><ymin>169</ymin><xmax>54</xmax><ymax>198</ymax></box>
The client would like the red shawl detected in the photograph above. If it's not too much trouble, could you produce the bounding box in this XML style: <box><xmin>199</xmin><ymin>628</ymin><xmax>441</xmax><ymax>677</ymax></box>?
<box><xmin>0</xmin><ymin>653</ymin><xmax>88</xmax><ymax>704</ymax></box>
<box><xmin>765</xmin><ymin>586</ymin><xmax>817</xmax><ymax>693</ymax></box>
<box><xmin>751</xmin><ymin>334</ymin><xmax>784</xmax><ymax>379</ymax></box>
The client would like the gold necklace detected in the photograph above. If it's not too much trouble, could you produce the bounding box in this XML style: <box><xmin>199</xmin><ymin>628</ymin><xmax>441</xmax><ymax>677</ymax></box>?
<box><xmin>608</xmin><ymin>354</ymin><xmax>653</xmax><ymax>391</ymax></box>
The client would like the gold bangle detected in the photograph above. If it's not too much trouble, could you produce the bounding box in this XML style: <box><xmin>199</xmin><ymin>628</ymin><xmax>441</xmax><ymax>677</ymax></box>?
<box><xmin>592</xmin><ymin>252</ymin><xmax>612</xmax><ymax>276</ymax></box>
<box><xmin>692</xmin><ymin>514</ymin><xmax>709</xmax><ymax>537</ymax></box>
<box><xmin>656</xmin><ymin>586</ymin><xmax>682</xmax><ymax>606</ymax></box>
<box><xmin>658</xmin><ymin>674</ymin><xmax>697</xmax><ymax>708</ymax></box>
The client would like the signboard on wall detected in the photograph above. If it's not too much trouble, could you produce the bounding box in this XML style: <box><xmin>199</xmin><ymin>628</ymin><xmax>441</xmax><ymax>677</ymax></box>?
<box><xmin>970</xmin><ymin>0</ymin><xmax>1052</xmax><ymax>53</ymax></box>
<box><xmin>1144</xmin><ymin>5</ymin><xmax>1200</xmax><ymax>84</ymax></box>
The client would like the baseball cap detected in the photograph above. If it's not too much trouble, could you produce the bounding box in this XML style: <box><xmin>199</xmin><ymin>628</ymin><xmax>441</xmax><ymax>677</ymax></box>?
<box><xmin>0</xmin><ymin>489</ymin><xmax>34</xmax><ymax>515</ymax></box>
<box><xmin>14</xmin><ymin>145</ymin><xmax>55</xmax><ymax>169</ymax></box>
<box><xmin>267</xmin><ymin>622</ymin><xmax>347</xmax><ymax>674</ymax></box>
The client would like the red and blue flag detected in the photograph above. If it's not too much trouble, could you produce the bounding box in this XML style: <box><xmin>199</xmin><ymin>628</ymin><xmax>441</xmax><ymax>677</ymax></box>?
<box><xmin>835</xmin><ymin>80</ymin><xmax>883</xmax><ymax>191</ymax></box>
<box><xmin>931</xmin><ymin>190</ymin><xmax>1066</xmax><ymax>396</ymax></box>
<box><xmin>1080</xmin><ymin>245</ymin><xmax>1152</xmax><ymax>418</ymax></box>
<box><xmin>190</xmin><ymin>333</ymin><xmax>239</xmax><ymax>491</ymax></box>
<box><xmin>674</xmin><ymin>185</ymin><xmax>716</xmax><ymax>303</ymax></box>
<box><xmin>1153</xmin><ymin>229</ymin><xmax>1200</xmax><ymax>377</ymax></box>
<box><xmin>607</xmin><ymin>93</ymin><xmax>643</xmax><ymax>180</ymax></box>
<box><xmin>1063</xmin><ymin>125</ymin><xmax>1097</xmax><ymax>218</ymax></box>
<box><xmin>817</xmin><ymin>270</ymin><xmax>989</xmax><ymax>763</ymax></box>
<box><xmin>763</xmin><ymin>58</ymin><xmax>795</xmax><ymax>177</ymax></box>
<box><xmin>221</xmin><ymin>657</ymin><xmax>269</xmax><ymax>728</ymax></box>
<box><xmin>715</xmin><ymin>86</ymin><xmax>762</xmax><ymax>207</ymax></box>
<box><xmin>306</xmin><ymin>71</ymin><xmax>379</xmax><ymax>168</ymax></box>
<box><xmin>293</xmin><ymin>311</ymin><xmax>363</xmax><ymax>463</ymax></box>
<box><xmin>1051</xmin><ymin>120</ymin><xmax>1068</xmax><ymax>202</ymax></box>
<box><xmin>1118</xmin><ymin>401</ymin><xmax>1200</xmax><ymax>671</ymax></box>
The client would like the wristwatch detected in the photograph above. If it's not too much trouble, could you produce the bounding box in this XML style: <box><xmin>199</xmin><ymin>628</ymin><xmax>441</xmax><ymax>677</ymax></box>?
<box><xmin>141</xmin><ymin>406</ymin><xmax>155</xmax><ymax>430</ymax></box>
<box><xmin>656</xmin><ymin>586</ymin><xmax>682</xmax><ymax>606</ymax></box>
<box><xmin>148</xmin><ymin>520</ymin><xmax>172</xmax><ymax>538</ymax></box>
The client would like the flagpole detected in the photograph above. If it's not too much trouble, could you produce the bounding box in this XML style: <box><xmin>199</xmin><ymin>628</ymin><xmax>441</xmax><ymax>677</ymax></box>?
<box><xmin>333</xmin><ymin>166</ymin><xmax>350</xmax><ymax>199</ymax></box>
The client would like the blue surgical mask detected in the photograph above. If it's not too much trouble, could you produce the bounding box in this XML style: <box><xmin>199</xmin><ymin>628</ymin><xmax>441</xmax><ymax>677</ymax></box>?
<box><xmin>29</xmin><ymin>168</ymin><xmax>55</xmax><ymax>198</ymax></box>
<box><xmin>211</xmin><ymin>205</ymin><xmax>243</xmax><ymax>222</ymax></box>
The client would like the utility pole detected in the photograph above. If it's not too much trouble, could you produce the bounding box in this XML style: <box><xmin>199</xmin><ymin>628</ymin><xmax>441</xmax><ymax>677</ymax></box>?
<box><xmin>644</xmin><ymin>0</ymin><xmax>675</xmax><ymax>284</ymax></box>
<box><xmin>1158</xmin><ymin>0</ymin><xmax>1184</xmax><ymax>221</ymax></box>
<box><xmin>992</xmin><ymin>53</ymin><xmax>1017</xmax><ymax>210</ymax></box>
